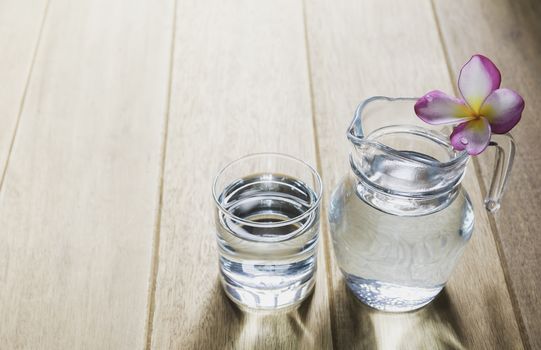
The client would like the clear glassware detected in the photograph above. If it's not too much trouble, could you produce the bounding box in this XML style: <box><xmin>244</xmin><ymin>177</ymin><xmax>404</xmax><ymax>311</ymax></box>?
<box><xmin>329</xmin><ymin>96</ymin><xmax>515</xmax><ymax>312</ymax></box>
<box><xmin>213</xmin><ymin>153</ymin><xmax>323</xmax><ymax>310</ymax></box>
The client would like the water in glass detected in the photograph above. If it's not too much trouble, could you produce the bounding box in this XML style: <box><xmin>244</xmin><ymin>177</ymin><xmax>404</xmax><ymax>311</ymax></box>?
<box><xmin>216</xmin><ymin>172</ymin><xmax>319</xmax><ymax>310</ymax></box>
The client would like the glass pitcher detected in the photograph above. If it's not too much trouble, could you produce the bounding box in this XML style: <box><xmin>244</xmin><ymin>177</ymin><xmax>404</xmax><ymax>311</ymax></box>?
<box><xmin>328</xmin><ymin>96</ymin><xmax>515</xmax><ymax>312</ymax></box>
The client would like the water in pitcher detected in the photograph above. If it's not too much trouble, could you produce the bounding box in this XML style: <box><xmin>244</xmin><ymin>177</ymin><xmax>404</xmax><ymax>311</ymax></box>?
<box><xmin>329</xmin><ymin>175</ymin><xmax>474</xmax><ymax>312</ymax></box>
<box><xmin>216</xmin><ymin>174</ymin><xmax>319</xmax><ymax>310</ymax></box>
<box><xmin>329</xmin><ymin>96</ymin><xmax>515</xmax><ymax>312</ymax></box>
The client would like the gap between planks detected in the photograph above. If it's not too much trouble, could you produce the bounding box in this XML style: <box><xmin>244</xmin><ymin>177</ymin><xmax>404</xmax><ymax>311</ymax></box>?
<box><xmin>0</xmin><ymin>0</ymin><xmax>51</xmax><ymax>194</ymax></box>
<box><xmin>301</xmin><ymin>0</ymin><xmax>337</xmax><ymax>348</ymax></box>
<box><xmin>144</xmin><ymin>0</ymin><xmax>179</xmax><ymax>348</ymax></box>
<box><xmin>429</xmin><ymin>0</ymin><xmax>530</xmax><ymax>348</ymax></box>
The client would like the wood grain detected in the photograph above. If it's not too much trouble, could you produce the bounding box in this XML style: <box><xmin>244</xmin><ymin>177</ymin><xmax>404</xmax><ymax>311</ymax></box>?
<box><xmin>148</xmin><ymin>0</ymin><xmax>332</xmax><ymax>349</ymax></box>
<box><xmin>304</xmin><ymin>0</ymin><xmax>524</xmax><ymax>348</ymax></box>
<box><xmin>0</xmin><ymin>0</ymin><xmax>174</xmax><ymax>348</ymax></box>
<box><xmin>0</xmin><ymin>0</ymin><xmax>535</xmax><ymax>348</ymax></box>
<box><xmin>0</xmin><ymin>0</ymin><xmax>48</xmax><ymax>180</ymax></box>
<box><xmin>433</xmin><ymin>1</ymin><xmax>541</xmax><ymax>347</ymax></box>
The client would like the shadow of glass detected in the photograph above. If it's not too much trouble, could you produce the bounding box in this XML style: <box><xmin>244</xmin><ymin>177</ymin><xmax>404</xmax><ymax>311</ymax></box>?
<box><xmin>184</xmin><ymin>278</ymin><xmax>245</xmax><ymax>350</ymax></box>
<box><xmin>186</xmin><ymin>278</ymin><xmax>327</xmax><ymax>350</ymax></box>
<box><xmin>233</xmin><ymin>288</ymin><xmax>332</xmax><ymax>350</ymax></box>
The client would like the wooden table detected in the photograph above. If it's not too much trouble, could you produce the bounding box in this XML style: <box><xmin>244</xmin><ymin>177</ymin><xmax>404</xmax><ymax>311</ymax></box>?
<box><xmin>1</xmin><ymin>0</ymin><xmax>539</xmax><ymax>348</ymax></box>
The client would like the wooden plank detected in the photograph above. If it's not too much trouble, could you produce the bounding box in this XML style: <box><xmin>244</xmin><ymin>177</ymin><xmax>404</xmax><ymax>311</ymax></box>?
<box><xmin>149</xmin><ymin>0</ymin><xmax>332</xmax><ymax>349</ymax></box>
<box><xmin>0</xmin><ymin>0</ymin><xmax>48</xmax><ymax>180</ymax></box>
<box><xmin>0</xmin><ymin>0</ymin><xmax>174</xmax><ymax>348</ymax></box>
<box><xmin>304</xmin><ymin>0</ymin><xmax>524</xmax><ymax>348</ymax></box>
<box><xmin>433</xmin><ymin>1</ymin><xmax>541</xmax><ymax>347</ymax></box>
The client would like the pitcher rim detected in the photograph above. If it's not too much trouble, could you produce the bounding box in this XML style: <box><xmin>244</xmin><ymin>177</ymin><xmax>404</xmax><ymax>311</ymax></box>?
<box><xmin>347</xmin><ymin>96</ymin><xmax>470</xmax><ymax>169</ymax></box>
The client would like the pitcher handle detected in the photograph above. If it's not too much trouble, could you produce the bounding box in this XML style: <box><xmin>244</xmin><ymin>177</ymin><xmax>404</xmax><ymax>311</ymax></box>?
<box><xmin>484</xmin><ymin>133</ymin><xmax>516</xmax><ymax>213</ymax></box>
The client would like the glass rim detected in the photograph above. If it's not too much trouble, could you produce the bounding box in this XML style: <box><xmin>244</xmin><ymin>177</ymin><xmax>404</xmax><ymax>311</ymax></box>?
<box><xmin>212</xmin><ymin>152</ymin><xmax>323</xmax><ymax>228</ymax></box>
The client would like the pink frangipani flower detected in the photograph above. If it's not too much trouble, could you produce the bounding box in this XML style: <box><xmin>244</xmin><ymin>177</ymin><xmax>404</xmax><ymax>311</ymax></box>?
<box><xmin>414</xmin><ymin>55</ymin><xmax>524</xmax><ymax>155</ymax></box>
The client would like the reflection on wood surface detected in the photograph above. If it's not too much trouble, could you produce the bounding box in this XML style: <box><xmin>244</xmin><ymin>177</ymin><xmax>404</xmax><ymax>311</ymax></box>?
<box><xmin>196</xmin><ymin>278</ymin><xmax>469</xmax><ymax>350</ymax></box>
<box><xmin>182</xmin><ymin>279</ymin><xmax>331</xmax><ymax>350</ymax></box>
<box><xmin>338</xmin><ymin>286</ymin><xmax>465</xmax><ymax>350</ymax></box>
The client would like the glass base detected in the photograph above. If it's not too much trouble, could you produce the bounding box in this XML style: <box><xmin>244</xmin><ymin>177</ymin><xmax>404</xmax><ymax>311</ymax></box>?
<box><xmin>220</xmin><ymin>274</ymin><xmax>315</xmax><ymax>311</ymax></box>
<box><xmin>345</xmin><ymin>274</ymin><xmax>443</xmax><ymax>312</ymax></box>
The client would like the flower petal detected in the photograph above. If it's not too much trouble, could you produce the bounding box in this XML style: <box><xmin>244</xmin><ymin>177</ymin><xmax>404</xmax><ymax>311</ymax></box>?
<box><xmin>480</xmin><ymin>88</ymin><xmax>524</xmax><ymax>134</ymax></box>
<box><xmin>450</xmin><ymin>118</ymin><xmax>491</xmax><ymax>155</ymax></box>
<box><xmin>414</xmin><ymin>90</ymin><xmax>474</xmax><ymax>125</ymax></box>
<box><xmin>458</xmin><ymin>55</ymin><xmax>501</xmax><ymax>113</ymax></box>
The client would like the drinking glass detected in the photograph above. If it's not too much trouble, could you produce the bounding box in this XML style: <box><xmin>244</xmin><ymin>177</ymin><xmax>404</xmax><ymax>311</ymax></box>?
<box><xmin>212</xmin><ymin>153</ymin><xmax>323</xmax><ymax>310</ymax></box>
